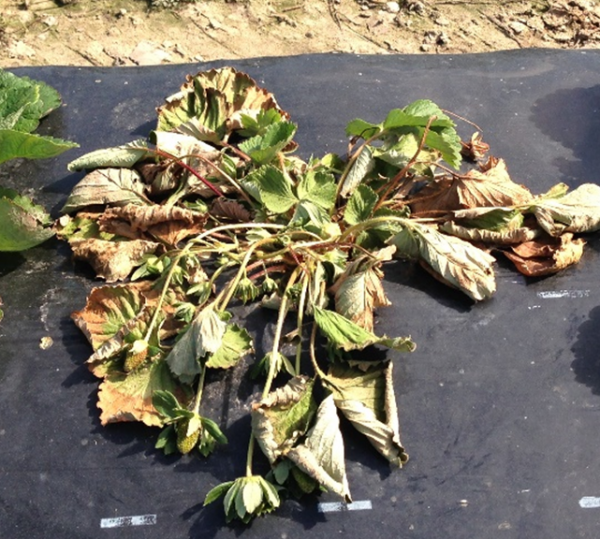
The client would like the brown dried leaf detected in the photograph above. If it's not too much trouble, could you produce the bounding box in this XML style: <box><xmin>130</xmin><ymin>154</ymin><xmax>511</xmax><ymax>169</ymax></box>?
<box><xmin>70</xmin><ymin>238</ymin><xmax>160</xmax><ymax>281</ymax></box>
<box><xmin>409</xmin><ymin>158</ymin><xmax>532</xmax><ymax>214</ymax></box>
<box><xmin>72</xmin><ymin>281</ymin><xmax>182</xmax><ymax>371</ymax></box>
<box><xmin>98</xmin><ymin>203</ymin><xmax>207</xmax><ymax>246</ymax></box>
<box><xmin>97</xmin><ymin>360</ymin><xmax>183</xmax><ymax>427</ymax></box>
<box><xmin>502</xmin><ymin>233</ymin><xmax>585</xmax><ymax>277</ymax></box>
<box><xmin>460</xmin><ymin>131</ymin><xmax>490</xmax><ymax>161</ymax></box>
<box><xmin>210</xmin><ymin>198</ymin><xmax>251</xmax><ymax>222</ymax></box>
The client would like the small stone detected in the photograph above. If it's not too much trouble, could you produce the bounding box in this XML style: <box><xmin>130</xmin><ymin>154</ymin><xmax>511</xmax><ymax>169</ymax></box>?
<box><xmin>435</xmin><ymin>16</ymin><xmax>449</xmax><ymax>26</ymax></box>
<box><xmin>508</xmin><ymin>21</ymin><xmax>527</xmax><ymax>35</ymax></box>
<box><xmin>408</xmin><ymin>1</ymin><xmax>425</xmax><ymax>14</ymax></box>
<box><xmin>437</xmin><ymin>31</ymin><xmax>450</xmax><ymax>45</ymax></box>
<box><xmin>423</xmin><ymin>30</ymin><xmax>437</xmax><ymax>43</ymax></box>
<box><xmin>129</xmin><ymin>40</ymin><xmax>172</xmax><ymax>66</ymax></box>
<box><xmin>420</xmin><ymin>43</ymin><xmax>431</xmax><ymax>52</ymax></box>
<box><xmin>385</xmin><ymin>1</ymin><xmax>400</xmax><ymax>13</ymax></box>
<box><xmin>8</xmin><ymin>40</ymin><xmax>36</xmax><ymax>59</ymax></box>
<box><xmin>40</xmin><ymin>15</ymin><xmax>58</xmax><ymax>27</ymax></box>
<box><xmin>305</xmin><ymin>30</ymin><xmax>314</xmax><ymax>38</ymax></box>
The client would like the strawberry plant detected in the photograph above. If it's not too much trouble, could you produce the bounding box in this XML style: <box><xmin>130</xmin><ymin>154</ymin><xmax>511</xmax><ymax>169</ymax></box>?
<box><xmin>0</xmin><ymin>69</ymin><xmax>78</xmax><ymax>321</ymax></box>
<box><xmin>61</xmin><ymin>66</ymin><xmax>600</xmax><ymax>523</ymax></box>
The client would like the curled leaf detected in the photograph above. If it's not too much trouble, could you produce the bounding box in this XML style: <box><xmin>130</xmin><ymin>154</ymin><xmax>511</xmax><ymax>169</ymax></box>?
<box><xmin>0</xmin><ymin>188</ymin><xmax>54</xmax><ymax>251</ymax></box>
<box><xmin>165</xmin><ymin>307</ymin><xmax>228</xmax><ymax>384</ymax></box>
<box><xmin>251</xmin><ymin>376</ymin><xmax>316</xmax><ymax>463</ymax></box>
<box><xmin>501</xmin><ymin>233</ymin><xmax>585</xmax><ymax>277</ymax></box>
<box><xmin>529</xmin><ymin>183</ymin><xmax>600</xmax><ymax>236</ymax></box>
<box><xmin>67</xmin><ymin>140</ymin><xmax>150</xmax><ymax>171</ymax></box>
<box><xmin>98</xmin><ymin>203</ymin><xmax>207</xmax><ymax>246</ymax></box>
<box><xmin>325</xmin><ymin>362</ymin><xmax>408</xmax><ymax>467</ymax></box>
<box><xmin>70</xmin><ymin>238</ymin><xmax>160</xmax><ymax>282</ymax></box>
<box><xmin>440</xmin><ymin>221</ymin><xmax>539</xmax><ymax>245</ymax></box>
<box><xmin>287</xmin><ymin>395</ymin><xmax>351</xmax><ymax>501</ymax></box>
<box><xmin>393</xmin><ymin>222</ymin><xmax>496</xmax><ymax>301</ymax></box>
<box><xmin>61</xmin><ymin>168</ymin><xmax>148</xmax><ymax>213</ymax></box>
<box><xmin>313</xmin><ymin>306</ymin><xmax>415</xmax><ymax>353</ymax></box>
<box><xmin>97</xmin><ymin>360</ymin><xmax>183</xmax><ymax>427</ymax></box>
<box><xmin>409</xmin><ymin>158</ymin><xmax>532</xmax><ymax>215</ymax></box>
<box><xmin>156</xmin><ymin>67</ymin><xmax>289</xmax><ymax>142</ymax></box>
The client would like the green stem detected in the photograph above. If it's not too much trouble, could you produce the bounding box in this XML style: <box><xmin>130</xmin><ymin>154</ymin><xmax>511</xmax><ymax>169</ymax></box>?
<box><xmin>295</xmin><ymin>273</ymin><xmax>310</xmax><ymax>375</ymax></box>
<box><xmin>262</xmin><ymin>267</ymin><xmax>302</xmax><ymax>398</ymax></box>
<box><xmin>245</xmin><ymin>433</ymin><xmax>256</xmax><ymax>477</ymax></box>
<box><xmin>308</xmin><ymin>321</ymin><xmax>327</xmax><ymax>380</ymax></box>
<box><xmin>144</xmin><ymin>223</ymin><xmax>285</xmax><ymax>341</ymax></box>
<box><xmin>216</xmin><ymin>236</ymin><xmax>280</xmax><ymax>313</ymax></box>
<box><xmin>193</xmin><ymin>365</ymin><xmax>207</xmax><ymax>415</ymax></box>
<box><xmin>144</xmin><ymin>249</ymin><xmax>189</xmax><ymax>342</ymax></box>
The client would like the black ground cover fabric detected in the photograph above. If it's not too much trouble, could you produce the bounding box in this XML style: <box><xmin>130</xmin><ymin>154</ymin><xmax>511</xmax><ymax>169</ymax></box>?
<box><xmin>1</xmin><ymin>50</ymin><xmax>600</xmax><ymax>538</ymax></box>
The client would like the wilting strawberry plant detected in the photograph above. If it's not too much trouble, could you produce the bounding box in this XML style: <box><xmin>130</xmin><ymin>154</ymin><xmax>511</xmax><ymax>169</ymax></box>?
<box><xmin>60</xmin><ymin>67</ymin><xmax>600</xmax><ymax>523</ymax></box>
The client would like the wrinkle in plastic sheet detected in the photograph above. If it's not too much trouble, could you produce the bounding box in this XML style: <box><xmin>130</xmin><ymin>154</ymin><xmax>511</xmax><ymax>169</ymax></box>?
<box><xmin>1</xmin><ymin>50</ymin><xmax>600</xmax><ymax>538</ymax></box>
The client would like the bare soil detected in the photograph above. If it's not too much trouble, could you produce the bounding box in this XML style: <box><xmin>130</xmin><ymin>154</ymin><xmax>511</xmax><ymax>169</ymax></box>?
<box><xmin>0</xmin><ymin>0</ymin><xmax>599</xmax><ymax>68</ymax></box>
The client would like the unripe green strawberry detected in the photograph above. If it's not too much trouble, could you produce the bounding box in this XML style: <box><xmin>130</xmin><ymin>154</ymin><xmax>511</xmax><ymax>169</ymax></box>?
<box><xmin>123</xmin><ymin>339</ymin><xmax>149</xmax><ymax>372</ymax></box>
<box><xmin>176</xmin><ymin>417</ymin><xmax>202</xmax><ymax>455</ymax></box>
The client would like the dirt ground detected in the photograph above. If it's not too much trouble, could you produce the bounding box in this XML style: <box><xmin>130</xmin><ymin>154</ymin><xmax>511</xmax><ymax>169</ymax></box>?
<box><xmin>0</xmin><ymin>0</ymin><xmax>599</xmax><ymax>68</ymax></box>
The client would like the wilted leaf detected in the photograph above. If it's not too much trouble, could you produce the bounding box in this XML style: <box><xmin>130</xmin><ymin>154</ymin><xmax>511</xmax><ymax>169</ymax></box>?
<box><xmin>98</xmin><ymin>203</ymin><xmax>207</xmax><ymax>246</ymax></box>
<box><xmin>529</xmin><ymin>183</ymin><xmax>600</xmax><ymax>236</ymax></box>
<box><xmin>0</xmin><ymin>189</ymin><xmax>54</xmax><ymax>251</ymax></box>
<box><xmin>251</xmin><ymin>376</ymin><xmax>316</xmax><ymax>463</ymax></box>
<box><xmin>440</xmin><ymin>221</ymin><xmax>539</xmax><ymax>245</ymax></box>
<box><xmin>451</xmin><ymin>206</ymin><xmax>524</xmax><ymax>231</ymax></box>
<box><xmin>61</xmin><ymin>168</ymin><xmax>148</xmax><ymax>213</ymax></box>
<box><xmin>287</xmin><ymin>395</ymin><xmax>351</xmax><ymax>501</ymax></box>
<box><xmin>339</xmin><ymin>145</ymin><xmax>374</xmax><ymax>198</ymax></box>
<box><xmin>97</xmin><ymin>359</ymin><xmax>183</xmax><ymax>427</ymax></box>
<box><xmin>461</xmin><ymin>131</ymin><xmax>490</xmax><ymax>161</ymax></box>
<box><xmin>165</xmin><ymin>307</ymin><xmax>228</xmax><ymax>384</ymax></box>
<box><xmin>72</xmin><ymin>283</ymin><xmax>148</xmax><ymax>350</ymax></box>
<box><xmin>331</xmin><ymin>247</ymin><xmax>394</xmax><ymax>332</ymax></box>
<box><xmin>70</xmin><ymin>238</ymin><xmax>160</xmax><ymax>282</ymax></box>
<box><xmin>156</xmin><ymin>67</ymin><xmax>289</xmax><ymax>141</ymax></box>
<box><xmin>0</xmin><ymin>129</ymin><xmax>78</xmax><ymax>165</ymax></box>
<box><xmin>206</xmin><ymin>323</ymin><xmax>253</xmax><ymax>369</ymax></box>
<box><xmin>397</xmin><ymin>222</ymin><xmax>496</xmax><ymax>301</ymax></box>
<box><xmin>313</xmin><ymin>306</ymin><xmax>415</xmax><ymax>352</ymax></box>
<box><xmin>210</xmin><ymin>198</ymin><xmax>251</xmax><ymax>222</ymax></box>
<box><xmin>502</xmin><ymin>232</ymin><xmax>585</xmax><ymax>277</ymax></box>
<box><xmin>325</xmin><ymin>362</ymin><xmax>408</xmax><ymax>467</ymax></box>
<box><xmin>409</xmin><ymin>159</ymin><xmax>532</xmax><ymax>215</ymax></box>
<box><xmin>67</xmin><ymin>140</ymin><xmax>150</xmax><ymax>171</ymax></box>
